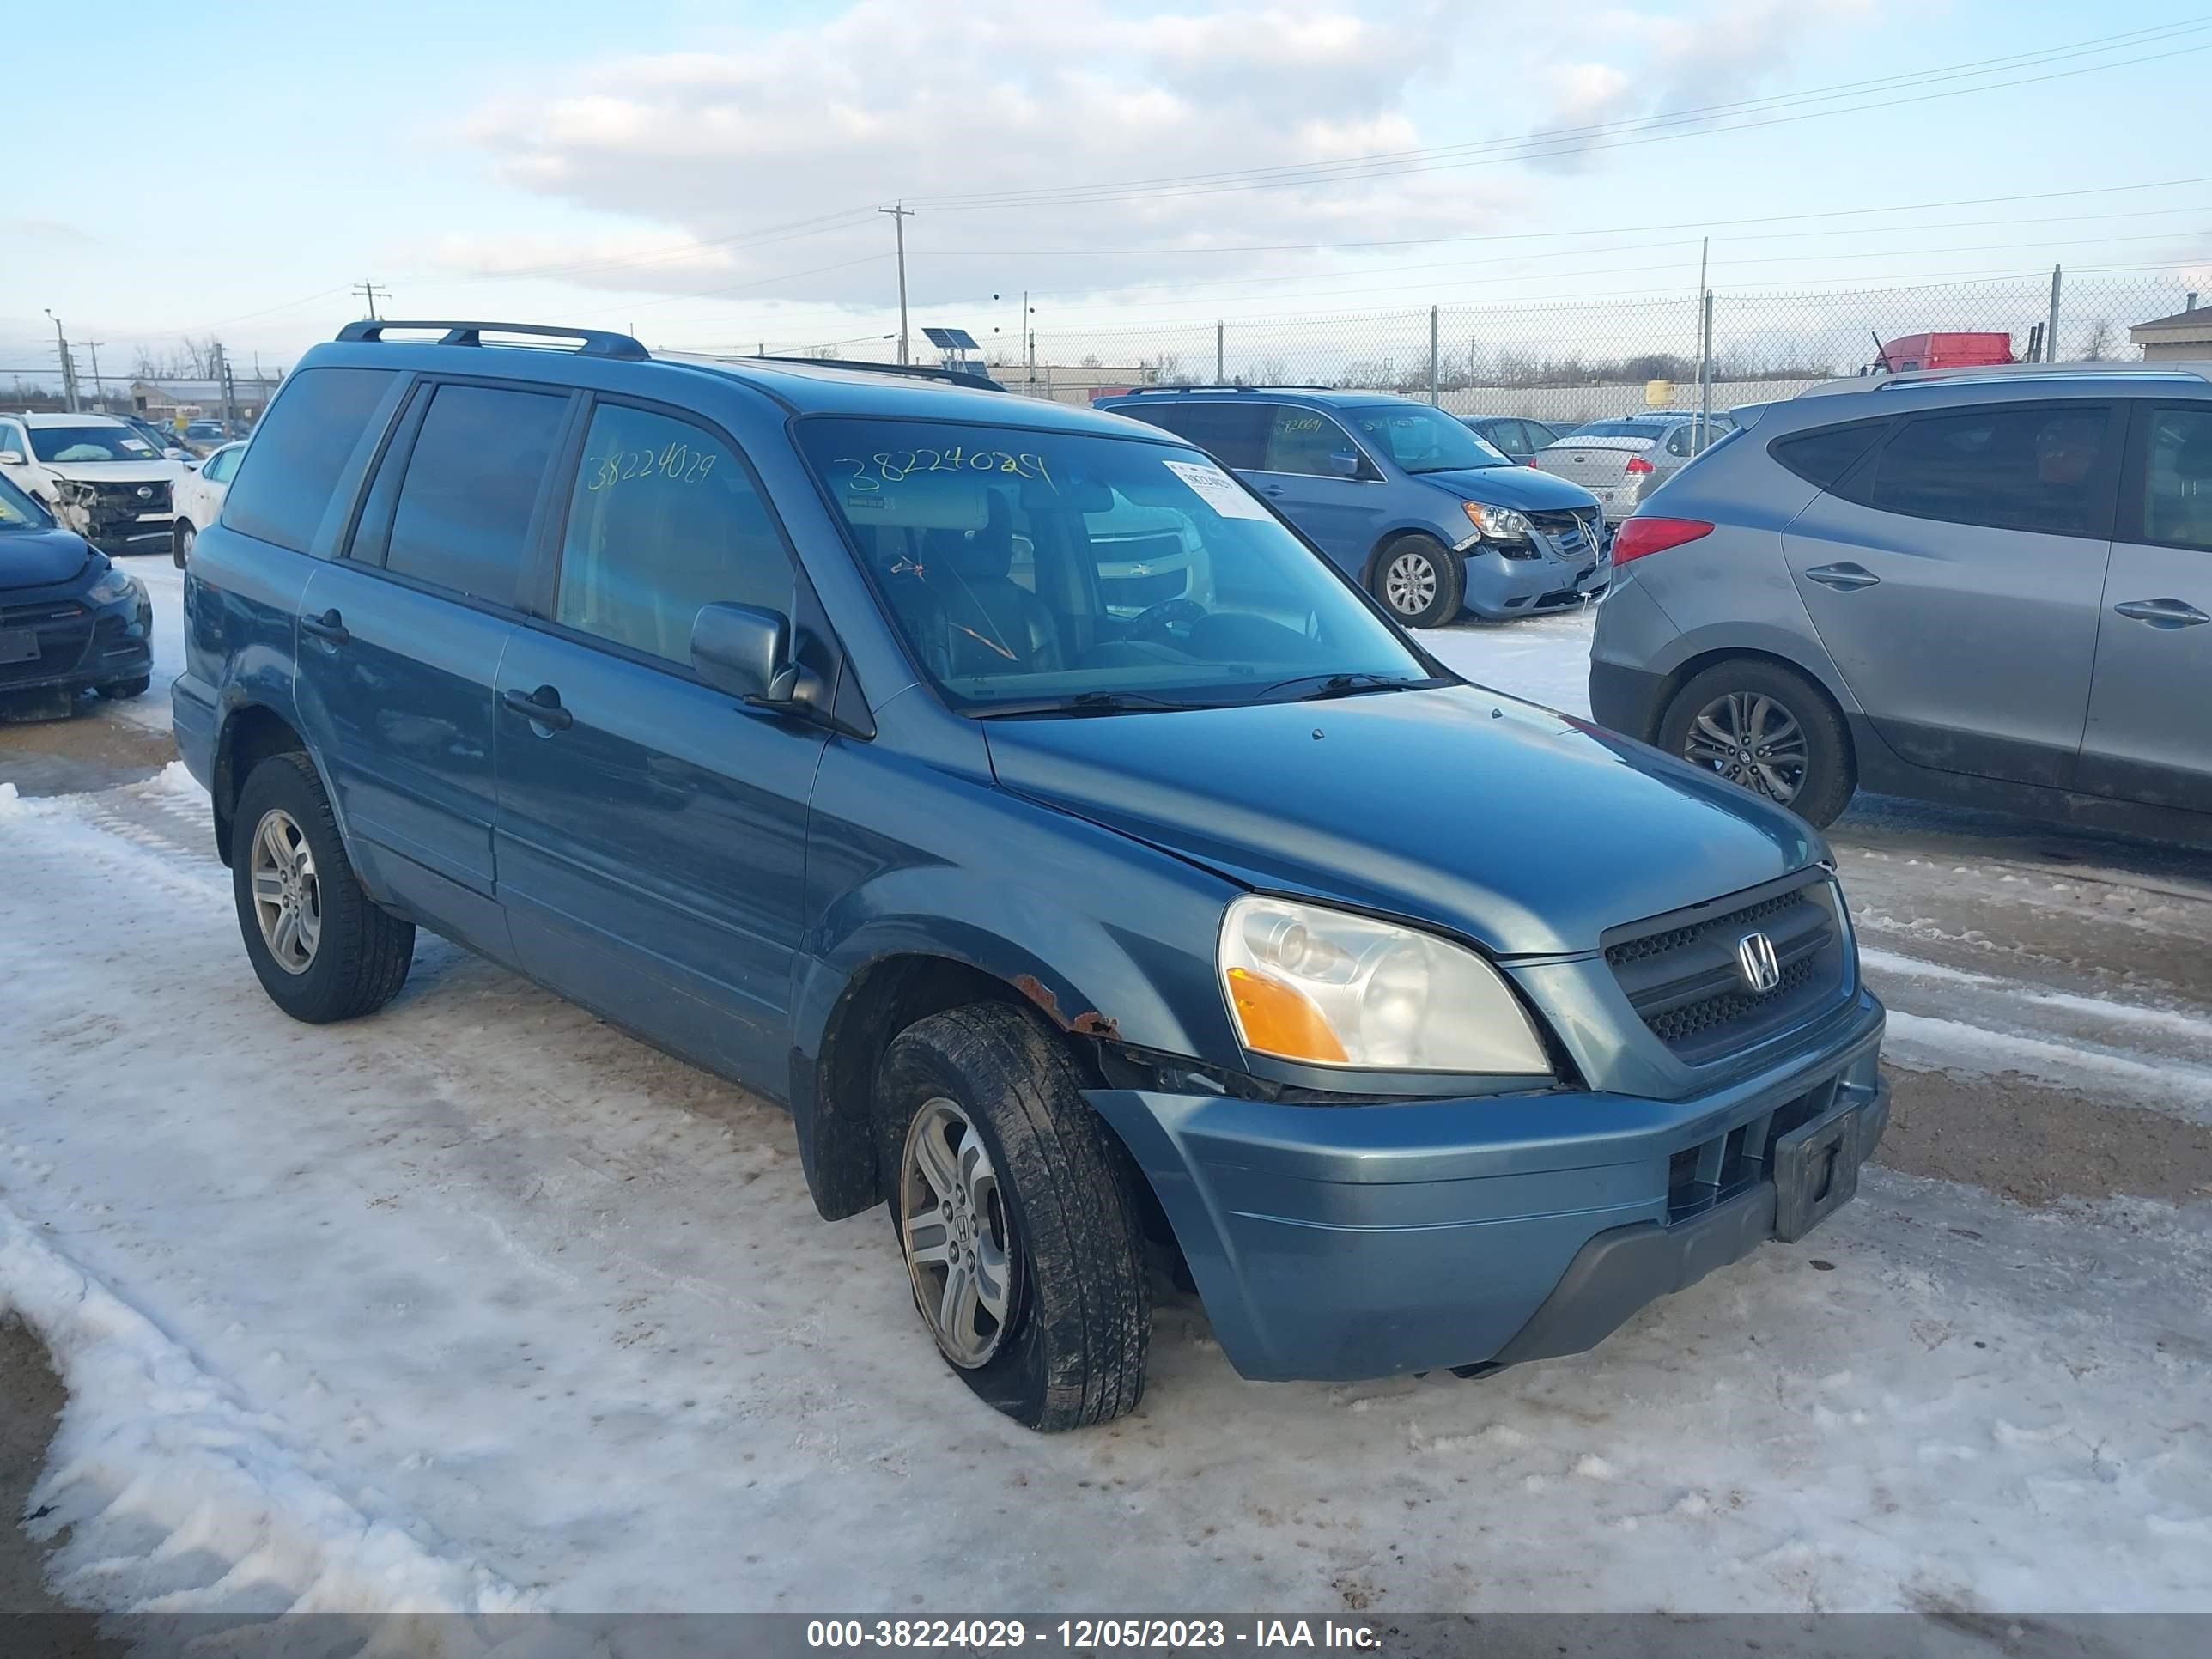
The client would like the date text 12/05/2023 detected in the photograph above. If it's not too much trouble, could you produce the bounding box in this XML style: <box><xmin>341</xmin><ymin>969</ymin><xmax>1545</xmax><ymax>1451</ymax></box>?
<box><xmin>804</xmin><ymin>1618</ymin><xmax>1382</xmax><ymax>1650</ymax></box>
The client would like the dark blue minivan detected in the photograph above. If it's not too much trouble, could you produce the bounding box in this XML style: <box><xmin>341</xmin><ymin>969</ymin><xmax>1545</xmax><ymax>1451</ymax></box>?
<box><xmin>174</xmin><ymin>322</ymin><xmax>1887</xmax><ymax>1431</ymax></box>
<box><xmin>1099</xmin><ymin>386</ymin><xmax>1608</xmax><ymax>627</ymax></box>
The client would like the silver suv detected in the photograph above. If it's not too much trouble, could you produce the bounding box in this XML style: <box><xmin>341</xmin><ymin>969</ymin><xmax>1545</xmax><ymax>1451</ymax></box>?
<box><xmin>1589</xmin><ymin>364</ymin><xmax>2212</xmax><ymax>842</ymax></box>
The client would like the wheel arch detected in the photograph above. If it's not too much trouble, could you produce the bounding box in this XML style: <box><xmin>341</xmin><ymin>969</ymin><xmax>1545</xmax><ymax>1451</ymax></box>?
<box><xmin>211</xmin><ymin>702</ymin><xmax>325</xmax><ymax>867</ymax></box>
<box><xmin>1650</xmin><ymin>646</ymin><xmax>1859</xmax><ymax>787</ymax></box>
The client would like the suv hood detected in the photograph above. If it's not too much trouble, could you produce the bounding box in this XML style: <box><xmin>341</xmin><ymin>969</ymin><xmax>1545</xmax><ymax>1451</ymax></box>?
<box><xmin>36</xmin><ymin>460</ymin><xmax>187</xmax><ymax>486</ymax></box>
<box><xmin>0</xmin><ymin>526</ymin><xmax>96</xmax><ymax>590</ymax></box>
<box><xmin>1415</xmin><ymin>465</ymin><xmax>1598</xmax><ymax>512</ymax></box>
<box><xmin>983</xmin><ymin>684</ymin><xmax>1821</xmax><ymax>957</ymax></box>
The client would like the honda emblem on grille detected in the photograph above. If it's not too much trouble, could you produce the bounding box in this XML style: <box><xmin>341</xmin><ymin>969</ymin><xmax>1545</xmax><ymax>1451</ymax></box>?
<box><xmin>1735</xmin><ymin>932</ymin><xmax>1782</xmax><ymax>994</ymax></box>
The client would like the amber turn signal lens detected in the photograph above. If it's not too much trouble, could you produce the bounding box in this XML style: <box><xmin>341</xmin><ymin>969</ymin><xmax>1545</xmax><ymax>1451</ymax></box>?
<box><xmin>1225</xmin><ymin>966</ymin><xmax>1348</xmax><ymax>1063</ymax></box>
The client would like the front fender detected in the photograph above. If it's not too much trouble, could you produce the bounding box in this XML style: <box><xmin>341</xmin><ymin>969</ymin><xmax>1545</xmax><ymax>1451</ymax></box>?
<box><xmin>786</xmin><ymin>760</ymin><xmax>1245</xmax><ymax>1217</ymax></box>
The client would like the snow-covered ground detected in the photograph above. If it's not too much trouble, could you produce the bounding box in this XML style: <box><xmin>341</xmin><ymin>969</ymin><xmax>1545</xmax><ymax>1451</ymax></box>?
<box><xmin>2</xmin><ymin>590</ymin><xmax>2209</xmax><ymax>1625</ymax></box>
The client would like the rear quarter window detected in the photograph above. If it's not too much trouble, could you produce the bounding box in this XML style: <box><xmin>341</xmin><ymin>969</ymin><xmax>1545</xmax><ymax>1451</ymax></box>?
<box><xmin>222</xmin><ymin>368</ymin><xmax>400</xmax><ymax>554</ymax></box>
<box><xmin>1769</xmin><ymin>422</ymin><xmax>1889</xmax><ymax>489</ymax></box>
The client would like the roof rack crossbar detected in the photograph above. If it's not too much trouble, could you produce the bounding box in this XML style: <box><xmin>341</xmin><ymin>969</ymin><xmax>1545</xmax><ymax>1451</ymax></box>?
<box><xmin>335</xmin><ymin>319</ymin><xmax>651</xmax><ymax>362</ymax></box>
<box><xmin>1114</xmin><ymin>384</ymin><xmax>1336</xmax><ymax>395</ymax></box>
<box><xmin>720</xmin><ymin>355</ymin><xmax>1005</xmax><ymax>392</ymax></box>
<box><xmin>1798</xmin><ymin>361</ymin><xmax>2212</xmax><ymax>397</ymax></box>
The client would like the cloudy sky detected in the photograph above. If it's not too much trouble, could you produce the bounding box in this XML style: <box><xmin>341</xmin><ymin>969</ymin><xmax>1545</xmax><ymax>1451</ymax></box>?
<box><xmin>6</xmin><ymin>0</ymin><xmax>2209</xmax><ymax>378</ymax></box>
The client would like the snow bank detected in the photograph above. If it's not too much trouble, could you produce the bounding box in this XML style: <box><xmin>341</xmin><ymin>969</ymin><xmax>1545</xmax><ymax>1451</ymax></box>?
<box><xmin>0</xmin><ymin>1200</ymin><xmax>534</xmax><ymax>1626</ymax></box>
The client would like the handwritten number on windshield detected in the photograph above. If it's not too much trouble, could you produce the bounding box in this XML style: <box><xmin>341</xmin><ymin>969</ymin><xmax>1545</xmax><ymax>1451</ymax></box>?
<box><xmin>832</xmin><ymin>448</ymin><xmax>1052</xmax><ymax>493</ymax></box>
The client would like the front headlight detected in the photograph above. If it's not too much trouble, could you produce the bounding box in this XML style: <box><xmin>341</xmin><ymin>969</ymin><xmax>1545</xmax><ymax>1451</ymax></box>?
<box><xmin>1462</xmin><ymin>501</ymin><xmax>1534</xmax><ymax>541</ymax></box>
<box><xmin>87</xmin><ymin>567</ymin><xmax>139</xmax><ymax>605</ymax></box>
<box><xmin>1218</xmin><ymin>895</ymin><xmax>1552</xmax><ymax>1075</ymax></box>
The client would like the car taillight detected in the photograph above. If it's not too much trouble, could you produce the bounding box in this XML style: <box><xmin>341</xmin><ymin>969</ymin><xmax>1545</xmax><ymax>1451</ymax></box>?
<box><xmin>1624</xmin><ymin>455</ymin><xmax>1655</xmax><ymax>475</ymax></box>
<box><xmin>1611</xmin><ymin>517</ymin><xmax>1714</xmax><ymax>564</ymax></box>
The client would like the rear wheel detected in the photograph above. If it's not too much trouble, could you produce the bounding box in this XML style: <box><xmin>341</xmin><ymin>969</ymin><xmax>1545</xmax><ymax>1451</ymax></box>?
<box><xmin>878</xmin><ymin>1004</ymin><xmax>1150</xmax><ymax>1431</ymax></box>
<box><xmin>1658</xmin><ymin>659</ymin><xmax>1855</xmax><ymax>825</ymax></box>
<box><xmin>232</xmin><ymin>752</ymin><xmax>415</xmax><ymax>1023</ymax></box>
<box><xmin>94</xmin><ymin>677</ymin><xmax>150</xmax><ymax>700</ymax></box>
<box><xmin>173</xmin><ymin>521</ymin><xmax>196</xmax><ymax>568</ymax></box>
<box><xmin>1370</xmin><ymin>534</ymin><xmax>1463</xmax><ymax>629</ymax></box>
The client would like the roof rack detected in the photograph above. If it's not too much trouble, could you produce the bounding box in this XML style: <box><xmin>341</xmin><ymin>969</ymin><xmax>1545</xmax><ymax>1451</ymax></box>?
<box><xmin>335</xmin><ymin>319</ymin><xmax>651</xmax><ymax>362</ymax></box>
<box><xmin>1797</xmin><ymin>361</ymin><xmax>2212</xmax><ymax>398</ymax></box>
<box><xmin>1111</xmin><ymin>384</ymin><xmax>1336</xmax><ymax>396</ymax></box>
<box><xmin>722</xmin><ymin>355</ymin><xmax>1006</xmax><ymax>392</ymax></box>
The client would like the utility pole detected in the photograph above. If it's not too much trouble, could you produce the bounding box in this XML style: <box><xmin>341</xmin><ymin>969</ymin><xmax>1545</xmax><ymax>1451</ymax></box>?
<box><xmin>46</xmin><ymin>309</ymin><xmax>79</xmax><ymax>412</ymax></box>
<box><xmin>212</xmin><ymin>341</ymin><xmax>236</xmax><ymax>438</ymax></box>
<box><xmin>353</xmin><ymin>280</ymin><xmax>387</xmax><ymax>320</ymax></box>
<box><xmin>83</xmin><ymin>341</ymin><xmax>105</xmax><ymax>410</ymax></box>
<box><xmin>879</xmin><ymin>204</ymin><xmax>914</xmax><ymax>365</ymax></box>
<box><xmin>1693</xmin><ymin>237</ymin><xmax>1710</xmax><ymax>443</ymax></box>
<box><xmin>2045</xmin><ymin>264</ymin><xmax>2063</xmax><ymax>362</ymax></box>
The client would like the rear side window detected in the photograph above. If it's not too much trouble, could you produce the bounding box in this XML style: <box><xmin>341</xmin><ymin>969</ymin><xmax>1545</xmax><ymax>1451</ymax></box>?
<box><xmin>1115</xmin><ymin>401</ymin><xmax>1268</xmax><ymax>470</ymax></box>
<box><xmin>384</xmin><ymin>384</ymin><xmax>568</xmax><ymax>605</ymax></box>
<box><xmin>1856</xmin><ymin>404</ymin><xmax>2115</xmax><ymax>537</ymax></box>
<box><xmin>1771</xmin><ymin>422</ymin><xmax>1887</xmax><ymax>489</ymax></box>
<box><xmin>554</xmin><ymin>402</ymin><xmax>793</xmax><ymax>663</ymax></box>
<box><xmin>2141</xmin><ymin>406</ymin><xmax>2212</xmax><ymax>551</ymax></box>
<box><xmin>217</xmin><ymin>368</ymin><xmax>398</xmax><ymax>553</ymax></box>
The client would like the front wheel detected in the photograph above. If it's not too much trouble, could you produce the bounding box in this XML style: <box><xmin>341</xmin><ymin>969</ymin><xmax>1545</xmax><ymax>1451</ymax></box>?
<box><xmin>878</xmin><ymin>1004</ymin><xmax>1150</xmax><ymax>1431</ymax></box>
<box><xmin>1657</xmin><ymin>659</ymin><xmax>1856</xmax><ymax>826</ymax></box>
<box><xmin>1370</xmin><ymin>534</ymin><xmax>1463</xmax><ymax>629</ymax></box>
<box><xmin>173</xmin><ymin>521</ymin><xmax>196</xmax><ymax>568</ymax></box>
<box><xmin>95</xmin><ymin>676</ymin><xmax>150</xmax><ymax>700</ymax></box>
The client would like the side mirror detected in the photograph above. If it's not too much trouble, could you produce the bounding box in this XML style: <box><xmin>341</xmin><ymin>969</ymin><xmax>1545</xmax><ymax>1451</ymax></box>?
<box><xmin>1326</xmin><ymin>449</ymin><xmax>1365</xmax><ymax>480</ymax></box>
<box><xmin>692</xmin><ymin>602</ymin><xmax>817</xmax><ymax>708</ymax></box>
<box><xmin>0</xmin><ymin>450</ymin><xmax>22</xmax><ymax>466</ymax></box>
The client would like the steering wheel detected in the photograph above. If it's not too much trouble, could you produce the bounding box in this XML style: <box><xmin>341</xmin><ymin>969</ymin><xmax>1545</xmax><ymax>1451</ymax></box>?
<box><xmin>1124</xmin><ymin>596</ymin><xmax>1208</xmax><ymax>642</ymax></box>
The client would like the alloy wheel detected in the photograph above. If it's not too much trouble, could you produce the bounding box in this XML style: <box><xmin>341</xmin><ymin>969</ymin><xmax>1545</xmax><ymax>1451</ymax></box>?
<box><xmin>247</xmin><ymin>807</ymin><xmax>322</xmax><ymax>974</ymax></box>
<box><xmin>898</xmin><ymin>1097</ymin><xmax>1016</xmax><ymax>1368</ymax></box>
<box><xmin>1383</xmin><ymin>550</ymin><xmax>1438</xmax><ymax>617</ymax></box>
<box><xmin>1683</xmin><ymin>691</ymin><xmax>1808</xmax><ymax>805</ymax></box>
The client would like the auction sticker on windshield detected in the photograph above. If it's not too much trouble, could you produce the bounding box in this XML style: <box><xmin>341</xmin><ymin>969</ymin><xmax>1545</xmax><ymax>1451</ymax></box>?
<box><xmin>1162</xmin><ymin>458</ymin><xmax>1269</xmax><ymax>520</ymax></box>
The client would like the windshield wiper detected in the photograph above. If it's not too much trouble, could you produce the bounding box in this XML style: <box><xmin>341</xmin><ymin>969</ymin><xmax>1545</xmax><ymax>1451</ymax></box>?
<box><xmin>1252</xmin><ymin>672</ymin><xmax>1438</xmax><ymax>704</ymax></box>
<box><xmin>973</xmin><ymin>690</ymin><xmax>1220</xmax><ymax>719</ymax></box>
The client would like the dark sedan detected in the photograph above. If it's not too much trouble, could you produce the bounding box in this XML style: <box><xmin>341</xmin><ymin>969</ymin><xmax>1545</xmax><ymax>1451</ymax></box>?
<box><xmin>0</xmin><ymin>470</ymin><xmax>154</xmax><ymax>710</ymax></box>
<box><xmin>1460</xmin><ymin>415</ymin><xmax>1565</xmax><ymax>463</ymax></box>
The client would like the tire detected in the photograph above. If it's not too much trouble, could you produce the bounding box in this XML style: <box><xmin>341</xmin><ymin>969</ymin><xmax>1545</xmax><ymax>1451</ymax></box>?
<box><xmin>232</xmin><ymin>752</ymin><xmax>415</xmax><ymax>1023</ymax></box>
<box><xmin>94</xmin><ymin>677</ymin><xmax>150</xmax><ymax>700</ymax></box>
<box><xmin>876</xmin><ymin>1004</ymin><xmax>1150</xmax><ymax>1432</ymax></box>
<box><xmin>1658</xmin><ymin>659</ymin><xmax>1856</xmax><ymax>826</ymax></box>
<box><xmin>1370</xmin><ymin>533</ymin><xmax>1463</xmax><ymax>629</ymax></box>
<box><xmin>173</xmin><ymin>521</ymin><xmax>195</xmax><ymax>568</ymax></box>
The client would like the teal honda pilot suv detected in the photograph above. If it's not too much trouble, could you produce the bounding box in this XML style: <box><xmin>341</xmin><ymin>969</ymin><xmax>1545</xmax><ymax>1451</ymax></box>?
<box><xmin>173</xmin><ymin>320</ymin><xmax>1887</xmax><ymax>1431</ymax></box>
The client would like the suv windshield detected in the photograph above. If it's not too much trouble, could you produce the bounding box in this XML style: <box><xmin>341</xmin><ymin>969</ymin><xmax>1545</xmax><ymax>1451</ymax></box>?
<box><xmin>0</xmin><ymin>470</ymin><xmax>52</xmax><ymax>529</ymax></box>
<box><xmin>1343</xmin><ymin>405</ymin><xmax>1511</xmax><ymax>472</ymax></box>
<box><xmin>796</xmin><ymin>417</ymin><xmax>1440</xmax><ymax>713</ymax></box>
<box><xmin>28</xmin><ymin>426</ymin><xmax>160</xmax><ymax>464</ymax></box>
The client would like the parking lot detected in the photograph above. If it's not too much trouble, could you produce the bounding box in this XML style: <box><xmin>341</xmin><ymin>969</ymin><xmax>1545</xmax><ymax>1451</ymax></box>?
<box><xmin>2</xmin><ymin>571</ymin><xmax>2206</xmax><ymax>1621</ymax></box>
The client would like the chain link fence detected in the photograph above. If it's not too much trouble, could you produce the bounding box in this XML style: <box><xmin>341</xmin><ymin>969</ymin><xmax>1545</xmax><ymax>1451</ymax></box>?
<box><xmin>969</xmin><ymin>272</ymin><xmax>2198</xmax><ymax>419</ymax></box>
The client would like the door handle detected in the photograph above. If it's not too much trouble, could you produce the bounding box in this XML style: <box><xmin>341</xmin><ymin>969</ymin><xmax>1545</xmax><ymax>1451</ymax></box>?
<box><xmin>300</xmin><ymin>608</ymin><xmax>349</xmax><ymax>644</ymax></box>
<box><xmin>2112</xmin><ymin>598</ymin><xmax>2210</xmax><ymax>629</ymax></box>
<box><xmin>1263</xmin><ymin>485</ymin><xmax>1285</xmax><ymax>496</ymax></box>
<box><xmin>501</xmin><ymin>684</ymin><xmax>574</xmax><ymax>731</ymax></box>
<box><xmin>1803</xmin><ymin>563</ymin><xmax>1881</xmax><ymax>592</ymax></box>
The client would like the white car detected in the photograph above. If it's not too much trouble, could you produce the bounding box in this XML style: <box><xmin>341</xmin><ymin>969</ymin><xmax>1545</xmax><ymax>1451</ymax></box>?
<box><xmin>0</xmin><ymin>412</ymin><xmax>191</xmax><ymax>555</ymax></box>
<box><xmin>170</xmin><ymin>440</ymin><xmax>247</xmax><ymax>567</ymax></box>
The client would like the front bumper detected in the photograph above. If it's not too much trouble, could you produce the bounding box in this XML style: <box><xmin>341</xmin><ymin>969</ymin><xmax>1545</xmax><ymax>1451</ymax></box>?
<box><xmin>1087</xmin><ymin>992</ymin><xmax>1886</xmax><ymax>1382</ymax></box>
<box><xmin>1462</xmin><ymin>544</ymin><xmax>1612</xmax><ymax>619</ymax></box>
<box><xmin>0</xmin><ymin>588</ymin><xmax>153</xmax><ymax>696</ymax></box>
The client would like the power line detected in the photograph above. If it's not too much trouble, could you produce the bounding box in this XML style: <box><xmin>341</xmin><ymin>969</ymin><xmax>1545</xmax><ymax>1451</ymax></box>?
<box><xmin>907</xmin><ymin>21</ymin><xmax>2212</xmax><ymax>211</ymax></box>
